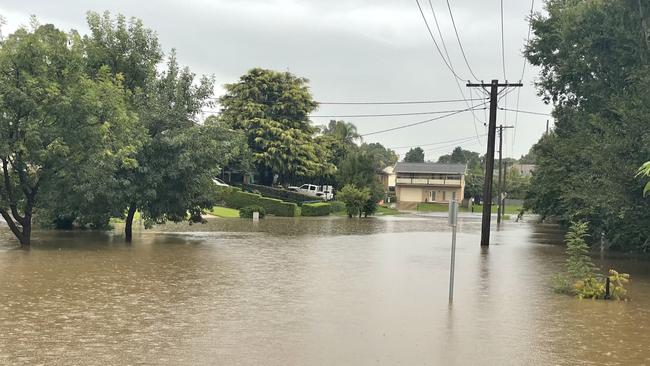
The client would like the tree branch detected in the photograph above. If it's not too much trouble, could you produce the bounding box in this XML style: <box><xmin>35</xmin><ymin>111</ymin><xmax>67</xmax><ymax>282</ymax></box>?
<box><xmin>0</xmin><ymin>207</ymin><xmax>23</xmax><ymax>240</ymax></box>
<box><xmin>1</xmin><ymin>158</ymin><xmax>25</xmax><ymax>225</ymax></box>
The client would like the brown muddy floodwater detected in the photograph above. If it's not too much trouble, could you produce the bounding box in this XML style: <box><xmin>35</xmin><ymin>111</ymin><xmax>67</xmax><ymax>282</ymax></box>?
<box><xmin>0</xmin><ymin>215</ymin><xmax>649</xmax><ymax>365</ymax></box>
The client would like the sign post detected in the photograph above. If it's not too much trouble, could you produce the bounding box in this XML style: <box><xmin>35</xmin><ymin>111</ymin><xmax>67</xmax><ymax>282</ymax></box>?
<box><xmin>448</xmin><ymin>200</ymin><xmax>458</xmax><ymax>303</ymax></box>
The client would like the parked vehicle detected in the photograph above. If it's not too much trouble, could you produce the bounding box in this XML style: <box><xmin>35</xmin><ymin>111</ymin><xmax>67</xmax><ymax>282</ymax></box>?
<box><xmin>287</xmin><ymin>184</ymin><xmax>334</xmax><ymax>200</ymax></box>
<box><xmin>213</xmin><ymin>178</ymin><xmax>229</xmax><ymax>187</ymax></box>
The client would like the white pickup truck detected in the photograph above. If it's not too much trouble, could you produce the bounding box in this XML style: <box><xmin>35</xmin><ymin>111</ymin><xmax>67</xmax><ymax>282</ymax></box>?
<box><xmin>287</xmin><ymin>184</ymin><xmax>334</xmax><ymax>201</ymax></box>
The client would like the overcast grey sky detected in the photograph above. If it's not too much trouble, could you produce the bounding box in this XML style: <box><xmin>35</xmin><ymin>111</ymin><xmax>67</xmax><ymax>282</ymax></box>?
<box><xmin>0</xmin><ymin>0</ymin><xmax>552</xmax><ymax>160</ymax></box>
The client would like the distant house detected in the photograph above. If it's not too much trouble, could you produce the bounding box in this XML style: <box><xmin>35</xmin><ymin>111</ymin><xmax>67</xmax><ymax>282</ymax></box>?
<box><xmin>394</xmin><ymin>162</ymin><xmax>466</xmax><ymax>203</ymax></box>
<box><xmin>511</xmin><ymin>164</ymin><xmax>536</xmax><ymax>177</ymax></box>
<box><xmin>379</xmin><ymin>165</ymin><xmax>396</xmax><ymax>190</ymax></box>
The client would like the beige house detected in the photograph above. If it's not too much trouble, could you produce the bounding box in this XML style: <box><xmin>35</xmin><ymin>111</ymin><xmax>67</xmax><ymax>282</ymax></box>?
<box><xmin>379</xmin><ymin>165</ymin><xmax>396</xmax><ymax>190</ymax></box>
<box><xmin>394</xmin><ymin>162</ymin><xmax>466</xmax><ymax>203</ymax></box>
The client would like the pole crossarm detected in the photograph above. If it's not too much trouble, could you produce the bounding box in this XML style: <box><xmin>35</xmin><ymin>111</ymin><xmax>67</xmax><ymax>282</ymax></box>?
<box><xmin>466</xmin><ymin>82</ymin><xmax>523</xmax><ymax>88</ymax></box>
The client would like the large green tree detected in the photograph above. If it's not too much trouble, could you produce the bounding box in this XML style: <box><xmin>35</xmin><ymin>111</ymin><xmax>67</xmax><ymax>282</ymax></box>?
<box><xmin>337</xmin><ymin>146</ymin><xmax>386</xmax><ymax>215</ymax></box>
<box><xmin>0</xmin><ymin>22</ymin><xmax>143</xmax><ymax>246</ymax></box>
<box><xmin>525</xmin><ymin>0</ymin><xmax>650</xmax><ymax>251</ymax></box>
<box><xmin>438</xmin><ymin>146</ymin><xmax>481</xmax><ymax>171</ymax></box>
<box><xmin>404</xmin><ymin>147</ymin><xmax>425</xmax><ymax>163</ymax></box>
<box><xmin>219</xmin><ymin>68</ymin><xmax>333</xmax><ymax>185</ymax></box>
<box><xmin>84</xmin><ymin>12</ymin><xmax>243</xmax><ymax>241</ymax></box>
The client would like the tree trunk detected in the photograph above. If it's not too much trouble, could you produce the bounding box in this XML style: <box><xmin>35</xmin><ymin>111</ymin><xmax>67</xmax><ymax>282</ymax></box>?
<box><xmin>125</xmin><ymin>204</ymin><xmax>137</xmax><ymax>242</ymax></box>
<box><xmin>19</xmin><ymin>216</ymin><xmax>31</xmax><ymax>248</ymax></box>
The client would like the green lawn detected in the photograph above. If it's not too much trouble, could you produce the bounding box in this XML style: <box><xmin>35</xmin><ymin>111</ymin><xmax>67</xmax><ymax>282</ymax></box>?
<box><xmin>376</xmin><ymin>205</ymin><xmax>401</xmax><ymax>215</ymax></box>
<box><xmin>208</xmin><ymin>206</ymin><xmax>240</xmax><ymax>218</ymax></box>
<box><xmin>330</xmin><ymin>204</ymin><xmax>402</xmax><ymax>216</ymax></box>
<box><xmin>417</xmin><ymin>202</ymin><xmax>522</xmax><ymax>215</ymax></box>
<box><xmin>416</xmin><ymin>203</ymin><xmax>450</xmax><ymax>212</ymax></box>
<box><xmin>471</xmin><ymin>204</ymin><xmax>523</xmax><ymax>215</ymax></box>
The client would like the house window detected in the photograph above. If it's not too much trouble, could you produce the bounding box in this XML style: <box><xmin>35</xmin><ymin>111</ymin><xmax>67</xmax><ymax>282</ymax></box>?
<box><xmin>430</xmin><ymin>191</ymin><xmax>436</xmax><ymax>201</ymax></box>
<box><xmin>442</xmin><ymin>191</ymin><xmax>447</xmax><ymax>201</ymax></box>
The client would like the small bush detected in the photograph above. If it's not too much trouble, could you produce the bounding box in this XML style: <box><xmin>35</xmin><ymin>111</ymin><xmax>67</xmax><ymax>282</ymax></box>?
<box><xmin>552</xmin><ymin>221</ymin><xmax>630</xmax><ymax>300</ymax></box>
<box><xmin>239</xmin><ymin>205</ymin><xmax>266</xmax><ymax>219</ymax></box>
<box><xmin>301</xmin><ymin>202</ymin><xmax>331</xmax><ymax>216</ymax></box>
<box><xmin>337</xmin><ymin>185</ymin><xmax>370</xmax><ymax>218</ymax></box>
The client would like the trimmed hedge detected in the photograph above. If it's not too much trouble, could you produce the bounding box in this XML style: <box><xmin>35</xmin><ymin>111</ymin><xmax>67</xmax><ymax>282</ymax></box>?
<box><xmin>239</xmin><ymin>205</ymin><xmax>266</xmax><ymax>218</ymax></box>
<box><xmin>301</xmin><ymin>202</ymin><xmax>332</xmax><ymax>216</ymax></box>
<box><xmin>243</xmin><ymin>184</ymin><xmax>317</xmax><ymax>204</ymax></box>
<box><xmin>216</xmin><ymin>187</ymin><xmax>299</xmax><ymax>217</ymax></box>
<box><xmin>328</xmin><ymin>201</ymin><xmax>346</xmax><ymax>213</ymax></box>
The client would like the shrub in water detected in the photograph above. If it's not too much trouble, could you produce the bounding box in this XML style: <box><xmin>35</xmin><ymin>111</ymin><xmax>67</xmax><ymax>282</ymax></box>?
<box><xmin>552</xmin><ymin>221</ymin><xmax>630</xmax><ymax>300</ymax></box>
<box><xmin>337</xmin><ymin>185</ymin><xmax>370</xmax><ymax>218</ymax></box>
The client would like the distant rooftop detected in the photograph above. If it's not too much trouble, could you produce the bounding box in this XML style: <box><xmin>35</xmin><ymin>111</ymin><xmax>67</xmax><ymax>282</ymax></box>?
<box><xmin>394</xmin><ymin>162</ymin><xmax>466</xmax><ymax>174</ymax></box>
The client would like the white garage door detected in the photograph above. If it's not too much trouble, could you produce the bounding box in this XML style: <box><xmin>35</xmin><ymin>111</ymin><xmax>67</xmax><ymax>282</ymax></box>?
<box><xmin>400</xmin><ymin>188</ymin><xmax>422</xmax><ymax>202</ymax></box>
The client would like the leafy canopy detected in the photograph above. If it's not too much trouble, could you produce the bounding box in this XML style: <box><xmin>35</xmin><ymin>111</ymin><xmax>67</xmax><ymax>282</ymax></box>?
<box><xmin>524</xmin><ymin>0</ymin><xmax>650</xmax><ymax>251</ymax></box>
<box><xmin>404</xmin><ymin>147</ymin><xmax>425</xmax><ymax>163</ymax></box>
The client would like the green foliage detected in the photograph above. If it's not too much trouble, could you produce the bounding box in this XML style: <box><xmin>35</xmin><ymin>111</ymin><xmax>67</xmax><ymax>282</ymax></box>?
<box><xmin>553</xmin><ymin>222</ymin><xmax>630</xmax><ymax>300</ymax></box>
<box><xmin>360</xmin><ymin>143</ymin><xmax>398</xmax><ymax>170</ymax></box>
<box><xmin>438</xmin><ymin>146</ymin><xmax>482</xmax><ymax>171</ymax></box>
<box><xmin>301</xmin><ymin>202</ymin><xmax>331</xmax><ymax>216</ymax></box>
<box><xmin>328</xmin><ymin>201</ymin><xmax>346</xmax><ymax>213</ymax></box>
<box><xmin>564</xmin><ymin>222</ymin><xmax>597</xmax><ymax>280</ymax></box>
<box><xmin>336</xmin><ymin>147</ymin><xmax>385</xmax><ymax>217</ymax></box>
<box><xmin>505</xmin><ymin>167</ymin><xmax>531</xmax><ymax>200</ymax></box>
<box><xmin>337</xmin><ymin>185</ymin><xmax>370</xmax><ymax>218</ymax></box>
<box><xmin>79</xmin><ymin>12</ymin><xmax>248</xmax><ymax>240</ymax></box>
<box><xmin>464</xmin><ymin>174</ymin><xmax>484</xmax><ymax>199</ymax></box>
<box><xmin>404</xmin><ymin>147</ymin><xmax>425</xmax><ymax>163</ymax></box>
<box><xmin>608</xmin><ymin>269</ymin><xmax>630</xmax><ymax>301</ymax></box>
<box><xmin>219</xmin><ymin>68</ymin><xmax>333</xmax><ymax>185</ymax></box>
<box><xmin>0</xmin><ymin>22</ymin><xmax>143</xmax><ymax>245</ymax></box>
<box><xmin>525</xmin><ymin>0</ymin><xmax>650</xmax><ymax>251</ymax></box>
<box><xmin>239</xmin><ymin>205</ymin><xmax>266</xmax><ymax>219</ymax></box>
<box><xmin>217</xmin><ymin>187</ymin><xmax>299</xmax><ymax>217</ymax></box>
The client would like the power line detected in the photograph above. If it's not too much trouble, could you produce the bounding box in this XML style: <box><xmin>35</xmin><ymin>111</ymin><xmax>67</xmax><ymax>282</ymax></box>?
<box><xmin>317</xmin><ymin>98</ymin><xmax>485</xmax><ymax>105</ymax></box>
<box><xmin>415</xmin><ymin>0</ymin><xmax>465</xmax><ymax>81</ymax></box>
<box><xmin>513</xmin><ymin>0</ymin><xmax>536</xmax><ymax>149</ymax></box>
<box><xmin>498</xmin><ymin>107</ymin><xmax>550</xmax><ymax>116</ymax></box>
<box><xmin>361</xmin><ymin>104</ymin><xmax>487</xmax><ymax>137</ymax></box>
<box><xmin>445</xmin><ymin>0</ymin><xmax>480</xmax><ymax>81</ymax></box>
<box><xmin>428</xmin><ymin>0</ymin><xmax>455</xmax><ymax>69</ymax></box>
<box><xmin>389</xmin><ymin>134</ymin><xmax>488</xmax><ymax>150</ymax></box>
<box><xmin>418</xmin><ymin>0</ymin><xmax>483</xmax><ymax>143</ymax></box>
<box><xmin>424</xmin><ymin>138</ymin><xmax>482</xmax><ymax>153</ymax></box>
<box><xmin>425</xmin><ymin>0</ymin><xmax>484</xmax><ymax>143</ymax></box>
<box><xmin>310</xmin><ymin>108</ymin><xmax>482</xmax><ymax>118</ymax></box>
<box><xmin>206</xmin><ymin>96</ymin><xmax>486</xmax><ymax>105</ymax></box>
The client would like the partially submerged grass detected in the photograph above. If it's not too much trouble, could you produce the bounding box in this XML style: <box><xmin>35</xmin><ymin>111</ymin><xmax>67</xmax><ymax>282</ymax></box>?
<box><xmin>208</xmin><ymin>206</ymin><xmax>240</xmax><ymax>218</ymax></box>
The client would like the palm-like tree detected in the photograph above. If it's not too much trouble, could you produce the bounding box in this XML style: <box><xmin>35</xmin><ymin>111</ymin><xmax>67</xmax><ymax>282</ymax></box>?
<box><xmin>323</xmin><ymin>120</ymin><xmax>361</xmax><ymax>145</ymax></box>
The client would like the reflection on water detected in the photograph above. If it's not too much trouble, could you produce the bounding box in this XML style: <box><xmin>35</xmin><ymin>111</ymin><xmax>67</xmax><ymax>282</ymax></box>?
<box><xmin>0</xmin><ymin>216</ymin><xmax>649</xmax><ymax>365</ymax></box>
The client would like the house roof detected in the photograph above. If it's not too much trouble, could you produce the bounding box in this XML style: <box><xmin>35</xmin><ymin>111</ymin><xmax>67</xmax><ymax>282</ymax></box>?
<box><xmin>394</xmin><ymin>162</ymin><xmax>466</xmax><ymax>174</ymax></box>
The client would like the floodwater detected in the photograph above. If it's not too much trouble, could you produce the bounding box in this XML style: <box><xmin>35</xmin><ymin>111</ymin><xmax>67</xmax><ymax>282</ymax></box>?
<box><xmin>0</xmin><ymin>216</ymin><xmax>649</xmax><ymax>365</ymax></box>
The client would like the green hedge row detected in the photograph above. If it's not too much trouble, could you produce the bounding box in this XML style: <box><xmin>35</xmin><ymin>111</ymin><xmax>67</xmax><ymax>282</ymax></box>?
<box><xmin>329</xmin><ymin>201</ymin><xmax>346</xmax><ymax>213</ymax></box>
<box><xmin>243</xmin><ymin>184</ymin><xmax>317</xmax><ymax>204</ymax></box>
<box><xmin>301</xmin><ymin>202</ymin><xmax>332</xmax><ymax>216</ymax></box>
<box><xmin>216</xmin><ymin>187</ymin><xmax>299</xmax><ymax>217</ymax></box>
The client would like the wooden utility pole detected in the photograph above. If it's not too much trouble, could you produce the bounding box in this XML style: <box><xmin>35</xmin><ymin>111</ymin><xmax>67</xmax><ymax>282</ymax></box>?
<box><xmin>467</xmin><ymin>80</ymin><xmax>522</xmax><ymax>246</ymax></box>
<box><xmin>497</xmin><ymin>125</ymin><xmax>514</xmax><ymax>224</ymax></box>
